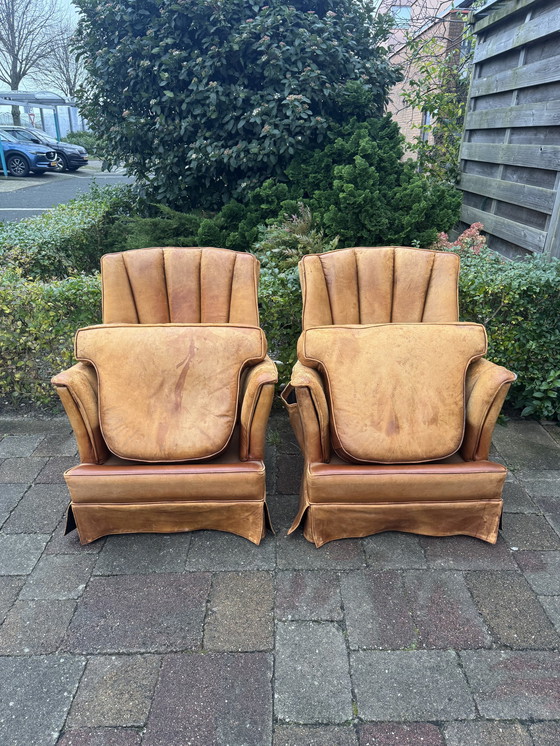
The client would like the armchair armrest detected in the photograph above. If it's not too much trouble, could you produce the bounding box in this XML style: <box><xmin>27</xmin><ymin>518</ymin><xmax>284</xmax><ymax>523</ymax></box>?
<box><xmin>280</xmin><ymin>362</ymin><xmax>330</xmax><ymax>463</ymax></box>
<box><xmin>239</xmin><ymin>356</ymin><xmax>278</xmax><ymax>461</ymax></box>
<box><xmin>51</xmin><ymin>362</ymin><xmax>109</xmax><ymax>464</ymax></box>
<box><xmin>461</xmin><ymin>358</ymin><xmax>517</xmax><ymax>461</ymax></box>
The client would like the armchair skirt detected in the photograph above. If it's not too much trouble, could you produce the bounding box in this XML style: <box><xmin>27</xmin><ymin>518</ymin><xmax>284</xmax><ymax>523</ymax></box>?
<box><xmin>289</xmin><ymin>454</ymin><xmax>506</xmax><ymax>547</ymax></box>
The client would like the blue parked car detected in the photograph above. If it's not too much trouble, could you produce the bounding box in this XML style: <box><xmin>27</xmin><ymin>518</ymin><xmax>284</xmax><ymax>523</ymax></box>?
<box><xmin>0</xmin><ymin>130</ymin><xmax>57</xmax><ymax>176</ymax></box>
<box><xmin>0</xmin><ymin>126</ymin><xmax>89</xmax><ymax>172</ymax></box>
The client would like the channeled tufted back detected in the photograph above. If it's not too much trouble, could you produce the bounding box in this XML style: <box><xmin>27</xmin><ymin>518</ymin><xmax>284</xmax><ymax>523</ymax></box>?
<box><xmin>101</xmin><ymin>247</ymin><xmax>260</xmax><ymax>325</ymax></box>
<box><xmin>299</xmin><ymin>246</ymin><xmax>460</xmax><ymax>330</ymax></box>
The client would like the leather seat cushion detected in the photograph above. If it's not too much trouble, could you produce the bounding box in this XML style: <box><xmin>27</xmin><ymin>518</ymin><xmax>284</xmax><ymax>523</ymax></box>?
<box><xmin>299</xmin><ymin>323</ymin><xmax>487</xmax><ymax>464</ymax></box>
<box><xmin>65</xmin><ymin>436</ymin><xmax>265</xmax><ymax>504</ymax></box>
<box><xmin>306</xmin><ymin>454</ymin><xmax>507</xmax><ymax>504</ymax></box>
<box><xmin>75</xmin><ymin>323</ymin><xmax>266</xmax><ymax>462</ymax></box>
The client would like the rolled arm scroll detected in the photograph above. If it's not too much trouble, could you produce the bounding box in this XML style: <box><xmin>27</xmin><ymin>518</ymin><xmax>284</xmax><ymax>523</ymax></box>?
<box><xmin>461</xmin><ymin>358</ymin><xmax>517</xmax><ymax>461</ymax></box>
<box><xmin>239</xmin><ymin>356</ymin><xmax>278</xmax><ymax>461</ymax></box>
<box><xmin>51</xmin><ymin>362</ymin><xmax>109</xmax><ymax>464</ymax></box>
<box><xmin>280</xmin><ymin>362</ymin><xmax>330</xmax><ymax>463</ymax></box>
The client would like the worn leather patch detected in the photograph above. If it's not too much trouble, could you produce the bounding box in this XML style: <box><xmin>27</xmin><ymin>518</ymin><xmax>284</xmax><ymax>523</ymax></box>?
<box><xmin>75</xmin><ymin>324</ymin><xmax>266</xmax><ymax>462</ymax></box>
<box><xmin>298</xmin><ymin>323</ymin><xmax>487</xmax><ymax>464</ymax></box>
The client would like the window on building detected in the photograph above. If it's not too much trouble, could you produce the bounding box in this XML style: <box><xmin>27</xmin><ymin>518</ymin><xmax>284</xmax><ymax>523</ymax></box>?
<box><xmin>390</xmin><ymin>5</ymin><xmax>412</xmax><ymax>28</ymax></box>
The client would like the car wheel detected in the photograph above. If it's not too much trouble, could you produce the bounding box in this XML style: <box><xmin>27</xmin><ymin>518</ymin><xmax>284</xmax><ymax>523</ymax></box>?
<box><xmin>7</xmin><ymin>154</ymin><xmax>30</xmax><ymax>177</ymax></box>
<box><xmin>55</xmin><ymin>153</ymin><xmax>68</xmax><ymax>172</ymax></box>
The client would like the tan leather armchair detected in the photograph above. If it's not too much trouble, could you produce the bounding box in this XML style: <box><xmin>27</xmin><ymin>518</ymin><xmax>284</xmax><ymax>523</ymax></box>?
<box><xmin>282</xmin><ymin>246</ymin><xmax>516</xmax><ymax>547</ymax></box>
<box><xmin>52</xmin><ymin>247</ymin><xmax>277</xmax><ymax>545</ymax></box>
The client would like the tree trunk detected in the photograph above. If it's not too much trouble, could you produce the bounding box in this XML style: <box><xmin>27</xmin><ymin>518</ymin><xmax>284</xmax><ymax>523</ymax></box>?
<box><xmin>11</xmin><ymin>104</ymin><xmax>21</xmax><ymax>125</ymax></box>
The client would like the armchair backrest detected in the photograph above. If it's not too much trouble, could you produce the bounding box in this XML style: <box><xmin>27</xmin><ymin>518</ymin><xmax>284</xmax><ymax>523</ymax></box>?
<box><xmin>101</xmin><ymin>247</ymin><xmax>260</xmax><ymax>325</ymax></box>
<box><xmin>299</xmin><ymin>246</ymin><xmax>459</xmax><ymax>329</ymax></box>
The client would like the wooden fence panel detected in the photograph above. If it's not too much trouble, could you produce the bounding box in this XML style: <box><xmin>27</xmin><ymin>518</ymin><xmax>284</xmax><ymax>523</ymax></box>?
<box><xmin>458</xmin><ymin>0</ymin><xmax>560</xmax><ymax>258</ymax></box>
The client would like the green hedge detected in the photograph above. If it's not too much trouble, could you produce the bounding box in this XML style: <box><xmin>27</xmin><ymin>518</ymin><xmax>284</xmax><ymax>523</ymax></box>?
<box><xmin>430</xmin><ymin>225</ymin><xmax>560</xmax><ymax>420</ymax></box>
<box><xmin>0</xmin><ymin>185</ymin><xmax>136</xmax><ymax>280</ymax></box>
<box><xmin>62</xmin><ymin>131</ymin><xmax>103</xmax><ymax>159</ymax></box>
<box><xmin>0</xmin><ymin>271</ymin><xmax>101</xmax><ymax>408</ymax></box>
<box><xmin>456</xmin><ymin>249</ymin><xmax>560</xmax><ymax>420</ymax></box>
<box><xmin>1</xmin><ymin>210</ymin><xmax>558</xmax><ymax>420</ymax></box>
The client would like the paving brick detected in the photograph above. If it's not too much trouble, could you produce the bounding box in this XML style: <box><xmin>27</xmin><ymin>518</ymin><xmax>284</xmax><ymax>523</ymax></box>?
<box><xmin>529</xmin><ymin>722</ymin><xmax>560</xmax><ymax>746</ymax></box>
<box><xmin>534</xmin><ymin>495</ymin><xmax>560</xmax><ymax>512</ymax></box>
<box><xmin>67</xmin><ymin>654</ymin><xmax>160</xmax><ymax>727</ymax></box>
<box><xmin>461</xmin><ymin>650</ymin><xmax>560</xmax><ymax>719</ymax></box>
<box><xmin>502</xmin><ymin>480</ymin><xmax>539</xmax><ymax>513</ymax></box>
<box><xmin>275</xmin><ymin>725</ymin><xmax>358</xmax><ymax>745</ymax></box>
<box><xmin>421</xmin><ymin>535</ymin><xmax>516</xmax><ymax>569</ymax></box>
<box><xmin>204</xmin><ymin>571</ymin><xmax>274</xmax><ymax>651</ymax></box>
<box><xmin>492</xmin><ymin>421</ymin><xmax>560</xmax><ymax>470</ymax></box>
<box><xmin>267</xmin><ymin>493</ymin><xmax>300</xmax><ymax>531</ymax></box>
<box><xmin>444</xmin><ymin>721</ymin><xmax>531</xmax><ymax>746</ymax></box>
<box><xmin>266</xmin><ymin>443</ymin><xmax>277</xmax><ymax>494</ymax></box>
<box><xmin>63</xmin><ymin>573</ymin><xmax>210</xmax><ymax>654</ymax></box>
<box><xmin>358</xmin><ymin>723</ymin><xmax>444</xmax><ymax>745</ymax></box>
<box><xmin>35</xmin><ymin>456</ymin><xmax>76</xmax><ymax>483</ymax></box>
<box><xmin>185</xmin><ymin>530</ymin><xmax>275</xmax><ymax>571</ymax></box>
<box><xmin>351</xmin><ymin>650</ymin><xmax>475</xmax><ymax>721</ymax></box>
<box><xmin>94</xmin><ymin>533</ymin><xmax>190</xmax><ymax>575</ymax></box>
<box><xmin>467</xmin><ymin>570</ymin><xmax>559</xmax><ymax>648</ymax></box>
<box><xmin>517</xmin><ymin>470</ymin><xmax>560</xmax><ymax>498</ymax></box>
<box><xmin>0</xmin><ymin>434</ymin><xmax>45</xmax><ymax>457</ymax></box>
<box><xmin>540</xmin><ymin>595</ymin><xmax>560</xmax><ymax>634</ymax></box>
<box><xmin>57</xmin><ymin>729</ymin><xmax>142</xmax><ymax>746</ymax></box>
<box><xmin>0</xmin><ymin>599</ymin><xmax>76</xmax><ymax>654</ymax></box>
<box><xmin>0</xmin><ymin>416</ymin><xmax>69</xmax><ymax>435</ymax></box>
<box><xmin>32</xmin><ymin>432</ymin><xmax>77</xmax><ymax>457</ymax></box>
<box><xmin>276</xmin><ymin>570</ymin><xmax>342</xmax><ymax>621</ymax></box>
<box><xmin>2</xmin><ymin>484</ymin><xmax>70</xmax><ymax>534</ymax></box>
<box><xmin>500</xmin><ymin>514</ymin><xmax>560</xmax><ymax>550</ymax></box>
<box><xmin>514</xmin><ymin>551</ymin><xmax>560</xmax><ymax>594</ymax></box>
<box><xmin>275</xmin><ymin>417</ymin><xmax>302</xmax><ymax>455</ymax></box>
<box><xmin>20</xmin><ymin>554</ymin><xmax>95</xmax><ymax>599</ymax></box>
<box><xmin>364</xmin><ymin>532</ymin><xmax>427</xmax><ymax>569</ymax></box>
<box><xmin>0</xmin><ymin>483</ymin><xmax>26</xmax><ymax>526</ymax></box>
<box><xmin>0</xmin><ymin>575</ymin><xmax>24</xmax><ymax>622</ymax></box>
<box><xmin>341</xmin><ymin>570</ymin><xmax>415</xmax><ymax>650</ymax></box>
<box><xmin>404</xmin><ymin>570</ymin><xmax>491</xmax><ymax>649</ymax></box>
<box><xmin>45</xmin><ymin>516</ymin><xmax>106</xmax><ymax>554</ymax></box>
<box><xmin>547</xmin><ymin>513</ymin><xmax>560</xmax><ymax>538</ymax></box>
<box><xmin>0</xmin><ymin>533</ymin><xmax>49</xmax><ymax>574</ymax></box>
<box><xmin>143</xmin><ymin>652</ymin><xmax>273</xmax><ymax>746</ymax></box>
<box><xmin>0</xmin><ymin>457</ymin><xmax>47</xmax><ymax>483</ymax></box>
<box><xmin>276</xmin><ymin>453</ymin><xmax>304</xmax><ymax>494</ymax></box>
<box><xmin>543</xmin><ymin>423</ymin><xmax>560</xmax><ymax>444</ymax></box>
<box><xmin>277</xmin><ymin>532</ymin><xmax>365</xmax><ymax>570</ymax></box>
<box><xmin>275</xmin><ymin>621</ymin><xmax>352</xmax><ymax>723</ymax></box>
<box><xmin>0</xmin><ymin>655</ymin><xmax>85</xmax><ymax>746</ymax></box>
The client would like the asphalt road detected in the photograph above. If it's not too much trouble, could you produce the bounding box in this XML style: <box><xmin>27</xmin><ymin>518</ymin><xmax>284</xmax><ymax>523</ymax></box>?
<box><xmin>0</xmin><ymin>161</ymin><xmax>134</xmax><ymax>222</ymax></box>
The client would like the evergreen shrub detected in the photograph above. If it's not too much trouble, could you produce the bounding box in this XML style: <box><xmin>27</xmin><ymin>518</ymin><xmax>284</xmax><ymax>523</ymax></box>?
<box><xmin>434</xmin><ymin>225</ymin><xmax>560</xmax><ymax>421</ymax></box>
<box><xmin>0</xmin><ymin>185</ymin><xmax>136</xmax><ymax>280</ymax></box>
<box><xmin>0</xmin><ymin>270</ymin><xmax>101</xmax><ymax>408</ymax></box>
<box><xmin>74</xmin><ymin>0</ymin><xmax>400</xmax><ymax>208</ymax></box>
<box><xmin>107</xmin><ymin>117</ymin><xmax>462</xmax><ymax>253</ymax></box>
<box><xmin>62</xmin><ymin>131</ymin><xmax>103</xmax><ymax>158</ymax></box>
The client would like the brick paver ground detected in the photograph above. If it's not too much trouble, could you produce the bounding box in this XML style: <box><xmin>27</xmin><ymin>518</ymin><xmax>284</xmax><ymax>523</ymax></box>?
<box><xmin>0</xmin><ymin>413</ymin><xmax>559</xmax><ymax>745</ymax></box>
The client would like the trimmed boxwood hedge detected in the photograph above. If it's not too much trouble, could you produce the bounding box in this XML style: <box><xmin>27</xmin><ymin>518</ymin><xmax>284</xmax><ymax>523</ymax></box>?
<box><xmin>0</xmin><ymin>270</ymin><xmax>101</xmax><ymax>409</ymax></box>
<box><xmin>0</xmin><ymin>204</ymin><xmax>558</xmax><ymax>420</ymax></box>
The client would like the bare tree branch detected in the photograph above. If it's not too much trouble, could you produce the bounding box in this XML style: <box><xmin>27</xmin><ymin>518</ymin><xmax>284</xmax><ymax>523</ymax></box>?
<box><xmin>38</xmin><ymin>17</ymin><xmax>84</xmax><ymax>97</ymax></box>
<box><xmin>0</xmin><ymin>0</ymin><xmax>63</xmax><ymax>89</ymax></box>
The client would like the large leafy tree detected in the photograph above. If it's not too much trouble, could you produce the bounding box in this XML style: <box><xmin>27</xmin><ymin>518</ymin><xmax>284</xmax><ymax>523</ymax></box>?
<box><xmin>74</xmin><ymin>0</ymin><xmax>400</xmax><ymax>208</ymax></box>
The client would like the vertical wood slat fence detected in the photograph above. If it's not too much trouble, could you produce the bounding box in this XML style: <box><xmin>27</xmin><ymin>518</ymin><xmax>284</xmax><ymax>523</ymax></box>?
<box><xmin>458</xmin><ymin>0</ymin><xmax>560</xmax><ymax>258</ymax></box>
